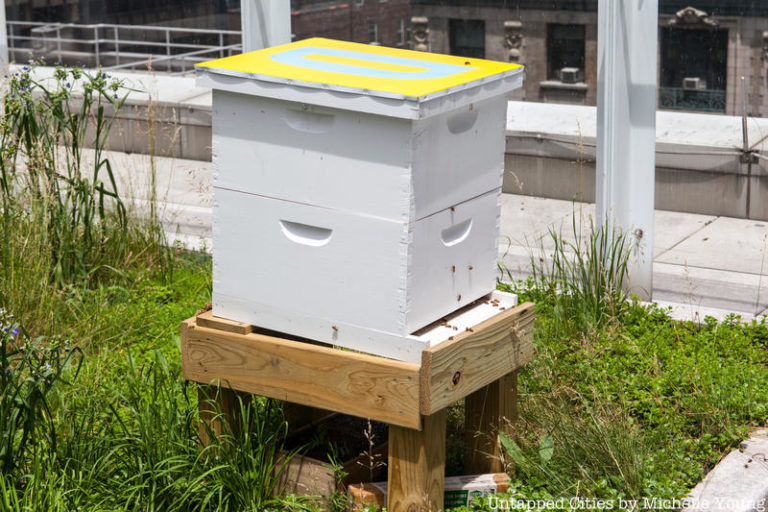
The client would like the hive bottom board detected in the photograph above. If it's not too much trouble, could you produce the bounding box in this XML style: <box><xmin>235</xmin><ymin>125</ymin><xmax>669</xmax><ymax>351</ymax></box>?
<box><xmin>212</xmin><ymin>290</ymin><xmax>517</xmax><ymax>363</ymax></box>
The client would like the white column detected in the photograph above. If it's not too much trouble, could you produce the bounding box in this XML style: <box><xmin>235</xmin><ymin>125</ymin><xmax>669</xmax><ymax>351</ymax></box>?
<box><xmin>241</xmin><ymin>0</ymin><xmax>291</xmax><ymax>53</ymax></box>
<box><xmin>596</xmin><ymin>0</ymin><xmax>658</xmax><ymax>300</ymax></box>
<box><xmin>0</xmin><ymin>0</ymin><xmax>8</xmax><ymax>66</ymax></box>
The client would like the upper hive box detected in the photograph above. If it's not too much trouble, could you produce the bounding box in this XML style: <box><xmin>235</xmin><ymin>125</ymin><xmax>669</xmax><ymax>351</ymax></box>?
<box><xmin>197</xmin><ymin>38</ymin><xmax>523</xmax><ymax>363</ymax></box>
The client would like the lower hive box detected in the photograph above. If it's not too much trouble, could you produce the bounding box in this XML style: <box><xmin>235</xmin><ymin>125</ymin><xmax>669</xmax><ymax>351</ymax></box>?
<box><xmin>212</xmin><ymin>187</ymin><xmax>505</xmax><ymax>362</ymax></box>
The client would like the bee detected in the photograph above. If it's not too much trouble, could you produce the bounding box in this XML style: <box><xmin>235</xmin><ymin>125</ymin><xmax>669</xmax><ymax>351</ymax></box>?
<box><xmin>450</xmin><ymin>206</ymin><xmax>456</xmax><ymax>212</ymax></box>
<box><xmin>448</xmin><ymin>336</ymin><xmax>454</xmax><ymax>341</ymax></box>
<box><xmin>457</xmin><ymin>294</ymin><xmax>462</xmax><ymax>301</ymax></box>
<box><xmin>468</xmin><ymin>265</ymin><xmax>474</xmax><ymax>271</ymax></box>
<box><xmin>465</xmin><ymin>327</ymin><xmax>474</xmax><ymax>333</ymax></box>
<box><xmin>451</xmin><ymin>265</ymin><xmax>456</xmax><ymax>273</ymax></box>
<box><xmin>332</xmin><ymin>325</ymin><xmax>338</xmax><ymax>332</ymax></box>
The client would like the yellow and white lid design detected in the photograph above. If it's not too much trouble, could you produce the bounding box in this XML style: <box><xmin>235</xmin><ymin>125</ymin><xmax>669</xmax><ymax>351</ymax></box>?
<box><xmin>196</xmin><ymin>37</ymin><xmax>523</xmax><ymax>99</ymax></box>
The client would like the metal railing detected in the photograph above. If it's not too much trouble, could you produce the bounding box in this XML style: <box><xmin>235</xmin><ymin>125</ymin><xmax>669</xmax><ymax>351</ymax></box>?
<box><xmin>6</xmin><ymin>21</ymin><xmax>242</xmax><ymax>74</ymax></box>
<box><xmin>659</xmin><ymin>87</ymin><xmax>726</xmax><ymax>113</ymax></box>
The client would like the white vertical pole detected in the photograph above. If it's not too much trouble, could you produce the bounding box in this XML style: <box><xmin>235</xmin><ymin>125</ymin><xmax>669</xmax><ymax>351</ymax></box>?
<box><xmin>241</xmin><ymin>0</ymin><xmax>291</xmax><ymax>53</ymax></box>
<box><xmin>0</xmin><ymin>0</ymin><xmax>8</xmax><ymax>66</ymax></box>
<box><xmin>596</xmin><ymin>0</ymin><xmax>658</xmax><ymax>300</ymax></box>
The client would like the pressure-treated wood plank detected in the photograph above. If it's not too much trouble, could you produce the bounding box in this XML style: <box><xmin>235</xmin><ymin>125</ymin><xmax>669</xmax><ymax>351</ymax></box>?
<box><xmin>420</xmin><ymin>302</ymin><xmax>535</xmax><ymax>415</ymax></box>
<box><xmin>181</xmin><ymin>318</ymin><xmax>421</xmax><ymax>429</ymax></box>
<box><xmin>387</xmin><ymin>411</ymin><xmax>446</xmax><ymax>512</ymax></box>
<box><xmin>464</xmin><ymin>371</ymin><xmax>518</xmax><ymax>474</ymax></box>
<box><xmin>196</xmin><ymin>310</ymin><xmax>253</xmax><ymax>335</ymax></box>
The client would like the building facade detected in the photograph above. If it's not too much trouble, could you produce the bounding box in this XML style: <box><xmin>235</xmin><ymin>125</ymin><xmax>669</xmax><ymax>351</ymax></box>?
<box><xmin>291</xmin><ymin>0</ymin><xmax>411</xmax><ymax>48</ymax></box>
<box><xmin>4</xmin><ymin>0</ymin><xmax>235</xmax><ymax>28</ymax></box>
<box><xmin>410</xmin><ymin>1</ymin><xmax>768</xmax><ymax>117</ymax></box>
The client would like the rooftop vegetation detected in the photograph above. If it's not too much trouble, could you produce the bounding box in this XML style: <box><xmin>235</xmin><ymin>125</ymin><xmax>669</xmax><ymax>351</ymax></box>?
<box><xmin>1</xmin><ymin>64</ymin><xmax>767</xmax><ymax>512</ymax></box>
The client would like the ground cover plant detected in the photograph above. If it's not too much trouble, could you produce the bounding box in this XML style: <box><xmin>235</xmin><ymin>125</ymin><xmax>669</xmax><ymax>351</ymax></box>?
<box><xmin>1</xmin><ymin>64</ymin><xmax>768</xmax><ymax>512</ymax></box>
<box><xmin>477</xmin><ymin>218</ymin><xmax>768</xmax><ymax>510</ymax></box>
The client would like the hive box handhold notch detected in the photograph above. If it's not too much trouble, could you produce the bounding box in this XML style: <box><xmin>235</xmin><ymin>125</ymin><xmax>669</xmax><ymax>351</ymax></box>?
<box><xmin>197</xmin><ymin>38</ymin><xmax>524</xmax><ymax>362</ymax></box>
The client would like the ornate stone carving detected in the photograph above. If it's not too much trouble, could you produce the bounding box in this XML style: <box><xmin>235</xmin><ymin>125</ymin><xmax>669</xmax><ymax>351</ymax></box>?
<box><xmin>668</xmin><ymin>7</ymin><xmax>718</xmax><ymax>28</ymax></box>
<box><xmin>504</xmin><ymin>20</ymin><xmax>523</xmax><ymax>63</ymax></box>
<box><xmin>411</xmin><ymin>17</ymin><xmax>429</xmax><ymax>52</ymax></box>
<box><xmin>763</xmin><ymin>31</ymin><xmax>768</xmax><ymax>61</ymax></box>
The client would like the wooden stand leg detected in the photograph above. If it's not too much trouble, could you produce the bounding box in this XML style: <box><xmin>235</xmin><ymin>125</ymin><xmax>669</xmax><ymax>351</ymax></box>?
<box><xmin>387</xmin><ymin>410</ymin><xmax>446</xmax><ymax>512</ymax></box>
<box><xmin>464</xmin><ymin>371</ymin><xmax>518</xmax><ymax>474</ymax></box>
<box><xmin>197</xmin><ymin>384</ymin><xmax>241</xmax><ymax>447</ymax></box>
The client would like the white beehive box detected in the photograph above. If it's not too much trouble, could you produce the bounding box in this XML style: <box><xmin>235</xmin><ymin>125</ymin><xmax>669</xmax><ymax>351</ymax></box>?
<box><xmin>196</xmin><ymin>38</ymin><xmax>523</xmax><ymax>362</ymax></box>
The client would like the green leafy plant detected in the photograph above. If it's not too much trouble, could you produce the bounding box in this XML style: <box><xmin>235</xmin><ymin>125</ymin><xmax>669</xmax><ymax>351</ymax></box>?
<box><xmin>499</xmin><ymin>432</ymin><xmax>553</xmax><ymax>476</ymax></box>
<box><xmin>324</xmin><ymin>450</ymin><xmax>350</xmax><ymax>512</ymax></box>
<box><xmin>0</xmin><ymin>307</ymin><xmax>82</xmax><ymax>475</ymax></box>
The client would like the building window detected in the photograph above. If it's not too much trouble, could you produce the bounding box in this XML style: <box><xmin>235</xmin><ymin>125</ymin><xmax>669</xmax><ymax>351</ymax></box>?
<box><xmin>356</xmin><ymin>0</ymin><xmax>364</xmax><ymax>6</ymax></box>
<box><xmin>546</xmin><ymin>24</ymin><xmax>585</xmax><ymax>81</ymax></box>
<box><xmin>449</xmin><ymin>19</ymin><xmax>485</xmax><ymax>59</ymax></box>
<box><xmin>398</xmin><ymin>19</ymin><xmax>405</xmax><ymax>45</ymax></box>
<box><xmin>369</xmin><ymin>22</ymin><xmax>378</xmax><ymax>44</ymax></box>
<box><xmin>659</xmin><ymin>27</ymin><xmax>727</xmax><ymax>112</ymax></box>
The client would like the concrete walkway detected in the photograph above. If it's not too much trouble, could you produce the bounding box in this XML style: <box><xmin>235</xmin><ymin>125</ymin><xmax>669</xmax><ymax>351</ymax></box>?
<box><xmin>113</xmin><ymin>150</ymin><xmax>768</xmax><ymax>323</ymax></box>
<box><xmin>498</xmin><ymin>194</ymin><xmax>768</xmax><ymax>321</ymax></box>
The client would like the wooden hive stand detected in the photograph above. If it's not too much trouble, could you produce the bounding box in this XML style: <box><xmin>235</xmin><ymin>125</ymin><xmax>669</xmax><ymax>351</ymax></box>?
<box><xmin>181</xmin><ymin>299</ymin><xmax>535</xmax><ymax>511</ymax></box>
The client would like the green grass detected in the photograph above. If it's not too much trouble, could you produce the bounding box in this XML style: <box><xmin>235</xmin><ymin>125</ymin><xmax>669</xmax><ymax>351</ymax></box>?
<box><xmin>0</xmin><ymin>252</ymin><xmax>322</xmax><ymax>511</ymax></box>
<box><xmin>506</xmin><ymin>296</ymin><xmax>768</xmax><ymax>494</ymax></box>
<box><xmin>4</xmin><ymin>229</ymin><xmax>768</xmax><ymax>511</ymax></box>
<box><xmin>509</xmin><ymin>212</ymin><xmax>632</xmax><ymax>336</ymax></box>
<box><xmin>0</xmin><ymin>61</ymin><xmax>314</xmax><ymax>508</ymax></box>
<box><xmin>6</xmin><ymin>220</ymin><xmax>767</xmax><ymax>511</ymax></box>
<box><xmin>473</xmin><ymin>292</ymin><xmax>768</xmax><ymax>509</ymax></box>
<box><xmin>455</xmin><ymin>217</ymin><xmax>768</xmax><ymax>510</ymax></box>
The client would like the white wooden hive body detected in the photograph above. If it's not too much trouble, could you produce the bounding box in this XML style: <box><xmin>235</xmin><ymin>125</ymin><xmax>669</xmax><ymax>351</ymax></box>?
<box><xmin>199</xmin><ymin>40</ymin><xmax>523</xmax><ymax>362</ymax></box>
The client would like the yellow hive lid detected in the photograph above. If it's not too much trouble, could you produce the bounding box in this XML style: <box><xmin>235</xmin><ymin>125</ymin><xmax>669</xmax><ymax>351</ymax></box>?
<box><xmin>196</xmin><ymin>37</ymin><xmax>523</xmax><ymax>99</ymax></box>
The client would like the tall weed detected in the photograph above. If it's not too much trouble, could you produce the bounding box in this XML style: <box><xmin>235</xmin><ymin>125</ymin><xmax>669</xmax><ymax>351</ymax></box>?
<box><xmin>501</xmin><ymin>385</ymin><xmax>649</xmax><ymax>499</ymax></box>
<box><xmin>0</xmin><ymin>64</ymin><xmax>128</xmax><ymax>286</ymax></box>
<box><xmin>528</xmin><ymin>213</ymin><xmax>631</xmax><ymax>334</ymax></box>
<box><xmin>0</xmin><ymin>63</ymin><xmax>172</xmax><ymax>336</ymax></box>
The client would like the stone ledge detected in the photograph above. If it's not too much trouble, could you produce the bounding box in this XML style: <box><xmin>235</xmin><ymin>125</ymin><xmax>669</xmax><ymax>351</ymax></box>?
<box><xmin>684</xmin><ymin>429</ymin><xmax>768</xmax><ymax>512</ymax></box>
